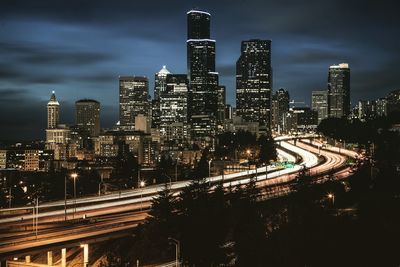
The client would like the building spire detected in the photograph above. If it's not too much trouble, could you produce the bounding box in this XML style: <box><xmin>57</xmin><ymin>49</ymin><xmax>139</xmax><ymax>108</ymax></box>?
<box><xmin>49</xmin><ymin>91</ymin><xmax>58</xmax><ymax>103</ymax></box>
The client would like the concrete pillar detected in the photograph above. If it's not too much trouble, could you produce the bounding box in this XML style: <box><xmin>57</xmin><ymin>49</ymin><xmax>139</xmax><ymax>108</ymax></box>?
<box><xmin>61</xmin><ymin>248</ymin><xmax>66</xmax><ymax>267</ymax></box>
<box><xmin>82</xmin><ymin>244</ymin><xmax>89</xmax><ymax>267</ymax></box>
<box><xmin>25</xmin><ymin>256</ymin><xmax>31</xmax><ymax>263</ymax></box>
<box><xmin>47</xmin><ymin>251</ymin><xmax>53</xmax><ymax>266</ymax></box>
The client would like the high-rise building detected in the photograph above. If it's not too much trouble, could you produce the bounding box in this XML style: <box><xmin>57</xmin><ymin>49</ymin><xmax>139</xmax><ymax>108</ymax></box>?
<box><xmin>217</xmin><ymin>85</ymin><xmax>226</xmax><ymax>132</ymax></box>
<box><xmin>75</xmin><ymin>99</ymin><xmax>100</xmax><ymax>136</ymax></box>
<box><xmin>135</xmin><ymin>114</ymin><xmax>150</xmax><ymax>134</ymax></box>
<box><xmin>187</xmin><ymin>9</ymin><xmax>219</xmax><ymax>145</ymax></box>
<box><xmin>47</xmin><ymin>91</ymin><xmax>59</xmax><ymax>129</ymax></box>
<box><xmin>357</xmin><ymin>100</ymin><xmax>377</xmax><ymax>121</ymax></box>
<box><xmin>46</xmin><ymin>125</ymin><xmax>71</xmax><ymax>160</ymax></box>
<box><xmin>152</xmin><ymin>66</ymin><xmax>171</xmax><ymax>129</ymax></box>
<box><xmin>271</xmin><ymin>88</ymin><xmax>289</xmax><ymax>131</ymax></box>
<box><xmin>160</xmin><ymin>74</ymin><xmax>189</xmax><ymax>149</ymax></box>
<box><xmin>236</xmin><ymin>39</ymin><xmax>272</xmax><ymax>130</ymax></box>
<box><xmin>311</xmin><ymin>90</ymin><xmax>329</xmax><ymax>124</ymax></box>
<box><xmin>376</xmin><ymin>98</ymin><xmax>387</xmax><ymax>117</ymax></box>
<box><xmin>386</xmin><ymin>89</ymin><xmax>400</xmax><ymax>115</ymax></box>
<box><xmin>154</xmin><ymin>65</ymin><xmax>171</xmax><ymax>101</ymax></box>
<box><xmin>119</xmin><ymin>76</ymin><xmax>149</xmax><ymax>130</ymax></box>
<box><xmin>328</xmin><ymin>63</ymin><xmax>350</xmax><ymax>118</ymax></box>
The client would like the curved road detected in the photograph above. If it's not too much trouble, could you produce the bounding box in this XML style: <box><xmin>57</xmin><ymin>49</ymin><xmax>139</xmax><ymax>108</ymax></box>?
<box><xmin>0</xmin><ymin>138</ymin><xmax>357</xmax><ymax>256</ymax></box>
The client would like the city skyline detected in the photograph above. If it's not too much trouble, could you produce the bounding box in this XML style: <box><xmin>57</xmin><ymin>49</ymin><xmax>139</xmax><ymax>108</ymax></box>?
<box><xmin>1</xmin><ymin>0</ymin><xmax>399</xmax><ymax>140</ymax></box>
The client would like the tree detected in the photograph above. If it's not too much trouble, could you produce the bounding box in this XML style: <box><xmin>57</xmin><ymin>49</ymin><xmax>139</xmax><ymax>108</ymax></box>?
<box><xmin>258</xmin><ymin>134</ymin><xmax>277</xmax><ymax>164</ymax></box>
<box><xmin>129</xmin><ymin>184</ymin><xmax>177</xmax><ymax>264</ymax></box>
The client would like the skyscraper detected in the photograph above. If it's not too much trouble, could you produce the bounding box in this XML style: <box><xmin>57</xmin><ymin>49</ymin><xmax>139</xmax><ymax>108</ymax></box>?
<box><xmin>217</xmin><ymin>85</ymin><xmax>226</xmax><ymax>132</ymax></box>
<box><xmin>152</xmin><ymin>66</ymin><xmax>171</xmax><ymax>129</ymax></box>
<box><xmin>154</xmin><ymin>65</ymin><xmax>171</xmax><ymax>101</ymax></box>
<box><xmin>328</xmin><ymin>63</ymin><xmax>350</xmax><ymax>118</ymax></box>
<box><xmin>47</xmin><ymin>91</ymin><xmax>59</xmax><ymax>129</ymax></box>
<box><xmin>386</xmin><ymin>89</ymin><xmax>400</xmax><ymax>115</ymax></box>
<box><xmin>75</xmin><ymin>99</ymin><xmax>100</xmax><ymax>136</ymax></box>
<box><xmin>311</xmin><ymin>90</ymin><xmax>328</xmax><ymax>124</ymax></box>
<box><xmin>119</xmin><ymin>76</ymin><xmax>149</xmax><ymax>130</ymax></box>
<box><xmin>187</xmin><ymin>9</ymin><xmax>219</xmax><ymax>145</ymax></box>
<box><xmin>236</xmin><ymin>39</ymin><xmax>272</xmax><ymax>130</ymax></box>
<box><xmin>271</xmin><ymin>88</ymin><xmax>289</xmax><ymax>131</ymax></box>
<box><xmin>160</xmin><ymin>74</ymin><xmax>189</xmax><ymax>149</ymax></box>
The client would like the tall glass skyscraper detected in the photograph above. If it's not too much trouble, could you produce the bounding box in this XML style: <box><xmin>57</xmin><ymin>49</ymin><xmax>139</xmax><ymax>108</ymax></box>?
<box><xmin>312</xmin><ymin>90</ymin><xmax>329</xmax><ymax>124</ymax></box>
<box><xmin>119</xmin><ymin>76</ymin><xmax>149</xmax><ymax>130</ymax></box>
<box><xmin>328</xmin><ymin>63</ymin><xmax>350</xmax><ymax>118</ymax></box>
<box><xmin>236</xmin><ymin>39</ymin><xmax>272</xmax><ymax>130</ymax></box>
<box><xmin>160</xmin><ymin>74</ymin><xmax>189</xmax><ymax>149</ymax></box>
<box><xmin>187</xmin><ymin>9</ymin><xmax>219</xmax><ymax>146</ymax></box>
<box><xmin>271</xmin><ymin>88</ymin><xmax>289</xmax><ymax>131</ymax></box>
<box><xmin>75</xmin><ymin>99</ymin><xmax>100</xmax><ymax>136</ymax></box>
<box><xmin>152</xmin><ymin>66</ymin><xmax>171</xmax><ymax>129</ymax></box>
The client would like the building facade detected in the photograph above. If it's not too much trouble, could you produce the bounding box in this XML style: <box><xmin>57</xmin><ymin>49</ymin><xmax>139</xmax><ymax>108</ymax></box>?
<box><xmin>47</xmin><ymin>91</ymin><xmax>59</xmax><ymax>129</ymax></box>
<box><xmin>271</xmin><ymin>88</ymin><xmax>289</xmax><ymax>132</ymax></box>
<box><xmin>152</xmin><ymin>66</ymin><xmax>171</xmax><ymax>129</ymax></box>
<box><xmin>386</xmin><ymin>89</ymin><xmax>400</xmax><ymax>115</ymax></box>
<box><xmin>160</xmin><ymin>74</ymin><xmax>189</xmax><ymax>149</ymax></box>
<box><xmin>311</xmin><ymin>90</ymin><xmax>329</xmax><ymax>124</ymax></box>
<box><xmin>75</xmin><ymin>99</ymin><xmax>100</xmax><ymax>136</ymax></box>
<box><xmin>119</xmin><ymin>76</ymin><xmax>149</xmax><ymax>130</ymax></box>
<box><xmin>236</xmin><ymin>39</ymin><xmax>272</xmax><ymax>131</ymax></box>
<box><xmin>217</xmin><ymin>85</ymin><xmax>226</xmax><ymax>133</ymax></box>
<box><xmin>187</xmin><ymin>9</ymin><xmax>219</xmax><ymax>146</ymax></box>
<box><xmin>328</xmin><ymin>63</ymin><xmax>350</xmax><ymax>118</ymax></box>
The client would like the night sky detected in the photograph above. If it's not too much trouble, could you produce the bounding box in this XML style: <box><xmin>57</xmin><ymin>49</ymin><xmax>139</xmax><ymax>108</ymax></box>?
<box><xmin>0</xmin><ymin>0</ymin><xmax>399</xmax><ymax>140</ymax></box>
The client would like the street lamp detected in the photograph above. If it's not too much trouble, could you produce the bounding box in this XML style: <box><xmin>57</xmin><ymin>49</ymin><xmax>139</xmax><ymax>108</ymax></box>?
<box><xmin>64</xmin><ymin>174</ymin><xmax>67</xmax><ymax>221</ymax></box>
<box><xmin>246</xmin><ymin>149</ymin><xmax>251</xmax><ymax>176</ymax></box>
<box><xmin>327</xmin><ymin>193</ymin><xmax>335</xmax><ymax>206</ymax></box>
<box><xmin>140</xmin><ymin>180</ymin><xmax>145</xmax><ymax>210</ymax></box>
<box><xmin>71</xmin><ymin>173</ymin><xmax>78</xmax><ymax>219</ymax></box>
<box><xmin>175</xmin><ymin>158</ymin><xmax>178</xmax><ymax>182</ymax></box>
<box><xmin>208</xmin><ymin>159</ymin><xmax>213</xmax><ymax>178</ymax></box>
<box><xmin>137</xmin><ymin>165</ymin><xmax>141</xmax><ymax>189</ymax></box>
<box><xmin>168</xmin><ymin>237</ymin><xmax>180</xmax><ymax>267</ymax></box>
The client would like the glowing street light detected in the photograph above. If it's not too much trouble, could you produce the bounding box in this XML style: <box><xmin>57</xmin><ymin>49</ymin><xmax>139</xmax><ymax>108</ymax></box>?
<box><xmin>71</xmin><ymin>173</ymin><xmax>78</xmax><ymax>219</ymax></box>
<box><xmin>246</xmin><ymin>149</ymin><xmax>251</xmax><ymax>175</ymax></box>
<box><xmin>140</xmin><ymin>180</ymin><xmax>145</xmax><ymax>210</ymax></box>
<box><xmin>327</xmin><ymin>193</ymin><xmax>335</xmax><ymax>206</ymax></box>
<box><xmin>208</xmin><ymin>159</ymin><xmax>213</xmax><ymax>178</ymax></box>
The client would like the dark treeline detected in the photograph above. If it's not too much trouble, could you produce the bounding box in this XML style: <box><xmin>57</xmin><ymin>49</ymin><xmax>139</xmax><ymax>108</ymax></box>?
<box><xmin>99</xmin><ymin>150</ymin><xmax>400</xmax><ymax>267</ymax></box>
<box><xmin>317</xmin><ymin>112</ymin><xmax>400</xmax><ymax>158</ymax></box>
<box><xmin>215</xmin><ymin>131</ymin><xmax>277</xmax><ymax>164</ymax></box>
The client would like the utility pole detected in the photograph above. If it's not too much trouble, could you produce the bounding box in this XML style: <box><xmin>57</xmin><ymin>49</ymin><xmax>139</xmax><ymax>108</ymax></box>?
<box><xmin>35</xmin><ymin>197</ymin><xmax>39</xmax><ymax>238</ymax></box>
<box><xmin>175</xmin><ymin>159</ymin><xmax>178</xmax><ymax>182</ymax></box>
<box><xmin>64</xmin><ymin>175</ymin><xmax>67</xmax><ymax>221</ymax></box>
<box><xmin>168</xmin><ymin>237</ymin><xmax>180</xmax><ymax>267</ymax></box>
<box><xmin>8</xmin><ymin>186</ymin><xmax>12</xmax><ymax>208</ymax></box>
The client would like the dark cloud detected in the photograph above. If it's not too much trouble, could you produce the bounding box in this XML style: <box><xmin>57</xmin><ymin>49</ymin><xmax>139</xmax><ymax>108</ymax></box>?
<box><xmin>77</xmin><ymin>73</ymin><xmax>117</xmax><ymax>83</ymax></box>
<box><xmin>0</xmin><ymin>0</ymin><xmax>399</xmax><ymax>140</ymax></box>
<box><xmin>0</xmin><ymin>42</ymin><xmax>115</xmax><ymax>66</ymax></box>
<box><xmin>0</xmin><ymin>65</ymin><xmax>21</xmax><ymax>79</ymax></box>
<box><xmin>351</xmin><ymin>57</ymin><xmax>400</xmax><ymax>100</ymax></box>
<box><xmin>281</xmin><ymin>48</ymin><xmax>349</xmax><ymax>65</ymax></box>
<box><xmin>0</xmin><ymin>89</ymin><xmax>45</xmax><ymax>140</ymax></box>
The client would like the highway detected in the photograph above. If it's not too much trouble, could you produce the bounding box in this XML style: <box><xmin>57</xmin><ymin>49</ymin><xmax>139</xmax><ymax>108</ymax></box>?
<box><xmin>0</xmin><ymin>137</ymin><xmax>357</xmax><ymax>256</ymax></box>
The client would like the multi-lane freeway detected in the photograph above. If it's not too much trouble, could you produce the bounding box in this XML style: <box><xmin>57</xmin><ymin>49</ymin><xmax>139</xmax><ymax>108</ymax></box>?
<box><xmin>0</xmin><ymin>136</ymin><xmax>358</xmax><ymax>258</ymax></box>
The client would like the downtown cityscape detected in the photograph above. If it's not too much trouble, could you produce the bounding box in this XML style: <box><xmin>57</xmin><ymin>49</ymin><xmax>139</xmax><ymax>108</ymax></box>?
<box><xmin>1</xmin><ymin>1</ymin><xmax>400</xmax><ymax>267</ymax></box>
